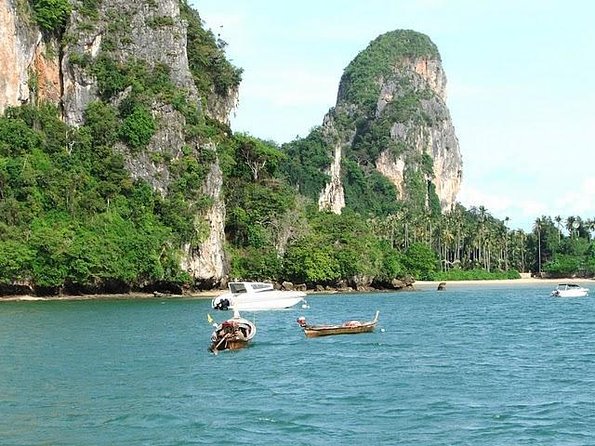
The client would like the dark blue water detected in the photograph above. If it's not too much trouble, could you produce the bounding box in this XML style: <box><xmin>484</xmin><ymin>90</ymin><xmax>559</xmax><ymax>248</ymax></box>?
<box><xmin>2</xmin><ymin>284</ymin><xmax>595</xmax><ymax>445</ymax></box>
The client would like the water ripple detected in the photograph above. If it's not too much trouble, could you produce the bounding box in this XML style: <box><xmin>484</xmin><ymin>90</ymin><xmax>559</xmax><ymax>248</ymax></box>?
<box><xmin>2</xmin><ymin>286</ymin><xmax>595</xmax><ymax>444</ymax></box>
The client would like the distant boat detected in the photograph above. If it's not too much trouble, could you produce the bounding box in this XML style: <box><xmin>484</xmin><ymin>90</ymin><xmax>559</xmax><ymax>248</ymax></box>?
<box><xmin>211</xmin><ymin>282</ymin><xmax>306</xmax><ymax>311</ymax></box>
<box><xmin>208</xmin><ymin>310</ymin><xmax>256</xmax><ymax>354</ymax></box>
<box><xmin>550</xmin><ymin>283</ymin><xmax>589</xmax><ymax>297</ymax></box>
<box><xmin>297</xmin><ymin>311</ymin><xmax>380</xmax><ymax>338</ymax></box>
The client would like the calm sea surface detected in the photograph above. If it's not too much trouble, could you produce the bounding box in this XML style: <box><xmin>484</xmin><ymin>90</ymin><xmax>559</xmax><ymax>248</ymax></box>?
<box><xmin>2</xmin><ymin>283</ymin><xmax>595</xmax><ymax>445</ymax></box>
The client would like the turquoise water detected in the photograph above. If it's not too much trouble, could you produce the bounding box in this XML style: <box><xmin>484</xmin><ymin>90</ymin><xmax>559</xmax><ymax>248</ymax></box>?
<box><xmin>2</xmin><ymin>284</ymin><xmax>595</xmax><ymax>445</ymax></box>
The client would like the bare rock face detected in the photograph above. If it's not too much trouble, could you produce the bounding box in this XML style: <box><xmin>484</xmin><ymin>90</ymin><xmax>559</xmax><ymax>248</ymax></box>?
<box><xmin>317</xmin><ymin>30</ymin><xmax>463</xmax><ymax>214</ymax></box>
<box><xmin>61</xmin><ymin>0</ymin><xmax>200</xmax><ymax>125</ymax></box>
<box><xmin>181</xmin><ymin>152</ymin><xmax>227</xmax><ymax>287</ymax></box>
<box><xmin>372</xmin><ymin>56</ymin><xmax>462</xmax><ymax>211</ymax></box>
<box><xmin>0</xmin><ymin>0</ymin><xmax>61</xmax><ymax>112</ymax></box>
<box><xmin>317</xmin><ymin>138</ymin><xmax>346</xmax><ymax>214</ymax></box>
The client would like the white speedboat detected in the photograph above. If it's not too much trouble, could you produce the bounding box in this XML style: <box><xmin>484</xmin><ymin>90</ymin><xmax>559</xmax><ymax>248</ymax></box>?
<box><xmin>550</xmin><ymin>283</ymin><xmax>589</xmax><ymax>297</ymax></box>
<box><xmin>212</xmin><ymin>282</ymin><xmax>306</xmax><ymax>311</ymax></box>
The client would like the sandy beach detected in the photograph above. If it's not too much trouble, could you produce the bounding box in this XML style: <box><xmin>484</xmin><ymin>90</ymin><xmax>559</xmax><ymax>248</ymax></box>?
<box><xmin>413</xmin><ymin>277</ymin><xmax>595</xmax><ymax>291</ymax></box>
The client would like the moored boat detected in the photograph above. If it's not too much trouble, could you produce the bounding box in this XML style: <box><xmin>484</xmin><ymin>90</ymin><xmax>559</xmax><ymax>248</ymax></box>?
<box><xmin>209</xmin><ymin>311</ymin><xmax>256</xmax><ymax>354</ymax></box>
<box><xmin>297</xmin><ymin>311</ymin><xmax>380</xmax><ymax>338</ymax></box>
<box><xmin>550</xmin><ymin>283</ymin><xmax>589</xmax><ymax>297</ymax></box>
<box><xmin>212</xmin><ymin>281</ymin><xmax>306</xmax><ymax>311</ymax></box>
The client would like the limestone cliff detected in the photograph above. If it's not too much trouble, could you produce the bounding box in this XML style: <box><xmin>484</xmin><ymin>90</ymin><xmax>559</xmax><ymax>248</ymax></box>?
<box><xmin>0</xmin><ymin>0</ymin><xmax>61</xmax><ymax>113</ymax></box>
<box><xmin>316</xmin><ymin>30</ymin><xmax>462</xmax><ymax>214</ymax></box>
<box><xmin>0</xmin><ymin>0</ymin><xmax>239</xmax><ymax>288</ymax></box>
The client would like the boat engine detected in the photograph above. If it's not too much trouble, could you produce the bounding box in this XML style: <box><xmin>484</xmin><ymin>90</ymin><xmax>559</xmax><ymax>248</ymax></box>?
<box><xmin>214</xmin><ymin>298</ymin><xmax>230</xmax><ymax>311</ymax></box>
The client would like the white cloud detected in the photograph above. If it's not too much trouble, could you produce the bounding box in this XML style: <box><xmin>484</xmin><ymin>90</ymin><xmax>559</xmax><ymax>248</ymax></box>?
<box><xmin>458</xmin><ymin>177</ymin><xmax>595</xmax><ymax>232</ymax></box>
<box><xmin>553</xmin><ymin>179</ymin><xmax>595</xmax><ymax>217</ymax></box>
<box><xmin>458</xmin><ymin>186</ymin><xmax>548</xmax><ymax>230</ymax></box>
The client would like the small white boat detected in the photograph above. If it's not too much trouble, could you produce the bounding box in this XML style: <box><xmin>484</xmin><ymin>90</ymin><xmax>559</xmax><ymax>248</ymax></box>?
<box><xmin>211</xmin><ymin>282</ymin><xmax>307</xmax><ymax>311</ymax></box>
<box><xmin>550</xmin><ymin>283</ymin><xmax>589</xmax><ymax>297</ymax></box>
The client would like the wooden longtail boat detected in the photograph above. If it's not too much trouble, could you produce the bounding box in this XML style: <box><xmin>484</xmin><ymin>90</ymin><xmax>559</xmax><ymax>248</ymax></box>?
<box><xmin>297</xmin><ymin>311</ymin><xmax>379</xmax><ymax>338</ymax></box>
<box><xmin>209</xmin><ymin>311</ymin><xmax>256</xmax><ymax>354</ymax></box>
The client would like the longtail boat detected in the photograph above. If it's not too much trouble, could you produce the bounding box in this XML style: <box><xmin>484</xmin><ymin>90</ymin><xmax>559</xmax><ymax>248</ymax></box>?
<box><xmin>297</xmin><ymin>311</ymin><xmax>379</xmax><ymax>338</ymax></box>
<box><xmin>209</xmin><ymin>311</ymin><xmax>256</xmax><ymax>354</ymax></box>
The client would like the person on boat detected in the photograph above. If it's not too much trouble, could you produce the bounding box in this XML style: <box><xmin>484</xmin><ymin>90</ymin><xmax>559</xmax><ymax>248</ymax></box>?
<box><xmin>235</xmin><ymin>326</ymin><xmax>247</xmax><ymax>340</ymax></box>
<box><xmin>211</xmin><ymin>320</ymin><xmax>234</xmax><ymax>343</ymax></box>
<box><xmin>296</xmin><ymin>316</ymin><xmax>307</xmax><ymax>328</ymax></box>
<box><xmin>342</xmin><ymin>320</ymin><xmax>362</xmax><ymax>327</ymax></box>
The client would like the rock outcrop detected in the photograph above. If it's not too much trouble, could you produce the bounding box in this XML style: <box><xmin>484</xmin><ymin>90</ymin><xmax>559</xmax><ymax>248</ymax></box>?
<box><xmin>317</xmin><ymin>30</ymin><xmax>462</xmax><ymax>214</ymax></box>
<box><xmin>180</xmin><ymin>148</ymin><xmax>227</xmax><ymax>288</ymax></box>
<box><xmin>0</xmin><ymin>0</ymin><xmax>60</xmax><ymax>112</ymax></box>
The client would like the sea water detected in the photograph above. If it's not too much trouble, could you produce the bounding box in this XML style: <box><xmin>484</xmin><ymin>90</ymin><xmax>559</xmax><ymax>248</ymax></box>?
<box><xmin>1</xmin><ymin>284</ymin><xmax>595</xmax><ymax>445</ymax></box>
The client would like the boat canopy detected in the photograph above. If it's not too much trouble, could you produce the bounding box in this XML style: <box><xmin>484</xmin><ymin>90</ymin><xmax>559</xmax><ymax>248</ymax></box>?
<box><xmin>229</xmin><ymin>282</ymin><xmax>273</xmax><ymax>294</ymax></box>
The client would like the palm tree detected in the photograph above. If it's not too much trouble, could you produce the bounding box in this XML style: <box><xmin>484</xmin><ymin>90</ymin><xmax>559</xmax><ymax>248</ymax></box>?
<box><xmin>554</xmin><ymin>215</ymin><xmax>562</xmax><ymax>242</ymax></box>
<box><xmin>586</xmin><ymin>218</ymin><xmax>595</xmax><ymax>240</ymax></box>
<box><xmin>566</xmin><ymin>216</ymin><xmax>577</xmax><ymax>238</ymax></box>
<box><xmin>533</xmin><ymin>218</ymin><xmax>542</xmax><ymax>275</ymax></box>
<box><xmin>503</xmin><ymin>217</ymin><xmax>510</xmax><ymax>270</ymax></box>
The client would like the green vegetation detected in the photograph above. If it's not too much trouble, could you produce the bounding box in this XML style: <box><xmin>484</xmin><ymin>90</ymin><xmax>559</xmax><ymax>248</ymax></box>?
<box><xmin>0</xmin><ymin>104</ymin><xmax>188</xmax><ymax>293</ymax></box>
<box><xmin>0</xmin><ymin>1</ymin><xmax>248</xmax><ymax>294</ymax></box>
<box><xmin>340</xmin><ymin>30</ymin><xmax>439</xmax><ymax>114</ymax></box>
<box><xmin>119</xmin><ymin>105</ymin><xmax>156</xmax><ymax>150</ymax></box>
<box><xmin>180</xmin><ymin>0</ymin><xmax>243</xmax><ymax>97</ymax></box>
<box><xmin>531</xmin><ymin>216</ymin><xmax>595</xmax><ymax>278</ymax></box>
<box><xmin>146</xmin><ymin>16</ymin><xmax>175</xmax><ymax>28</ymax></box>
<box><xmin>341</xmin><ymin>159</ymin><xmax>401</xmax><ymax>216</ymax></box>
<box><xmin>76</xmin><ymin>0</ymin><xmax>100</xmax><ymax>18</ymax></box>
<box><xmin>29</xmin><ymin>0</ymin><xmax>71</xmax><ymax>33</ymax></box>
<box><xmin>431</xmin><ymin>269</ymin><xmax>521</xmax><ymax>281</ymax></box>
<box><xmin>280</xmin><ymin>127</ymin><xmax>331</xmax><ymax>200</ymax></box>
<box><xmin>1</xmin><ymin>102</ymin><xmax>593</xmax><ymax>294</ymax></box>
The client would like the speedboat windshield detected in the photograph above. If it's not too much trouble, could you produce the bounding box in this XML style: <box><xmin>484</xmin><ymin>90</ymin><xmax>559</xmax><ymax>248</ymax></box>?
<box><xmin>229</xmin><ymin>283</ymin><xmax>247</xmax><ymax>294</ymax></box>
<box><xmin>558</xmin><ymin>284</ymin><xmax>581</xmax><ymax>290</ymax></box>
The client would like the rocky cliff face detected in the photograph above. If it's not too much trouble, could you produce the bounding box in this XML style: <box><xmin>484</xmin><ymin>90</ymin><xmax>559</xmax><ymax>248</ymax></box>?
<box><xmin>180</xmin><ymin>149</ymin><xmax>226</xmax><ymax>287</ymax></box>
<box><xmin>318</xmin><ymin>30</ymin><xmax>462</xmax><ymax>214</ymax></box>
<box><xmin>61</xmin><ymin>0</ymin><xmax>200</xmax><ymax>126</ymax></box>
<box><xmin>0</xmin><ymin>0</ymin><xmax>237</xmax><ymax>288</ymax></box>
<box><xmin>0</xmin><ymin>0</ymin><xmax>61</xmax><ymax>113</ymax></box>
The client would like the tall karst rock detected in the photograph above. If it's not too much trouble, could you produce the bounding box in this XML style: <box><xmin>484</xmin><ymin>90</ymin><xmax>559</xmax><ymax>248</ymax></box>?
<box><xmin>290</xmin><ymin>30</ymin><xmax>462</xmax><ymax>216</ymax></box>
<box><xmin>0</xmin><ymin>0</ymin><xmax>240</xmax><ymax>288</ymax></box>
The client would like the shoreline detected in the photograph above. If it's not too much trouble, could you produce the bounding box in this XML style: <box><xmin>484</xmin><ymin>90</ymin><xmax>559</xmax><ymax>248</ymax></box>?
<box><xmin>1</xmin><ymin>278</ymin><xmax>594</xmax><ymax>302</ymax></box>
<box><xmin>413</xmin><ymin>277</ymin><xmax>595</xmax><ymax>291</ymax></box>
<box><xmin>0</xmin><ymin>290</ymin><xmax>220</xmax><ymax>302</ymax></box>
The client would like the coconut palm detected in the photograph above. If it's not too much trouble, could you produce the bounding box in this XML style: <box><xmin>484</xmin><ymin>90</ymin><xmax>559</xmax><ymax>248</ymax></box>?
<box><xmin>554</xmin><ymin>215</ymin><xmax>562</xmax><ymax>241</ymax></box>
<box><xmin>533</xmin><ymin>218</ymin><xmax>543</xmax><ymax>274</ymax></box>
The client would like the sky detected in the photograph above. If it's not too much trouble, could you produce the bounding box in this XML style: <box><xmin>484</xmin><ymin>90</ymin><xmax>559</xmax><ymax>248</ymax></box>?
<box><xmin>192</xmin><ymin>0</ymin><xmax>595</xmax><ymax>232</ymax></box>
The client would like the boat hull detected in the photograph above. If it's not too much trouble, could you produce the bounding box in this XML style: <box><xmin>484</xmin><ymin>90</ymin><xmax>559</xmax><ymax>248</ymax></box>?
<box><xmin>229</xmin><ymin>295</ymin><xmax>305</xmax><ymax>311</ymax></box>
<box><xmin>303</xmin><ymin>323</ymin><xmax>377</xmax><ymax>338</ymax></box>
<box><xmin>552</xmin><ymin>290</ymin><xmax>588</xmax><ymax>297</ymax></box>
<box><xmin>214</xmin><ymin>338</ymin><xmax>249</xmax><ymax>351</ymax></box>
<box><xmin>212</xmin><ymin>287</ymin><xmax>306</xmax><ymax>311</ymax></box>
<box><xmin>300</xmin><ymin>311</ymin><xmax>379</xmax><ymax>338</ymax></box>
<box><xmin>550</xmin><ymin>284</ymin><xmax>589</xmax><ymax>298</ymax></box>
